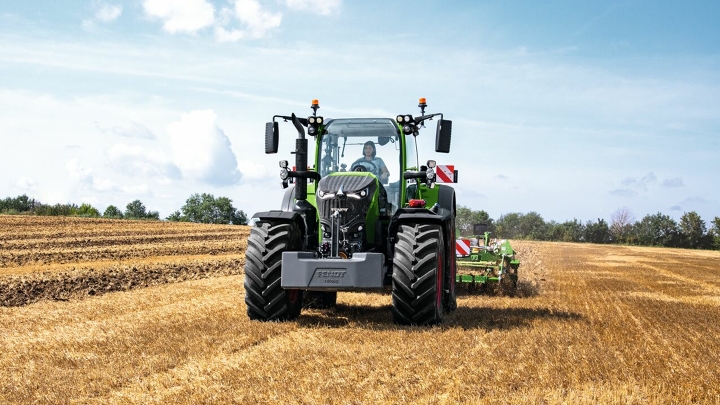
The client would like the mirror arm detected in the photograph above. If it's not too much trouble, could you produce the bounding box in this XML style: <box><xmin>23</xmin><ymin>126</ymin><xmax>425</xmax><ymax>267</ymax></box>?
<box><xmin>273</xmin><ymin>115</ymin><xmax>309</xmax><ymax>127</ymax></box>
<box><xmin>414</xmin><ymin>113</ymin><xmax>443</xmax><ymax>124</ymax></box>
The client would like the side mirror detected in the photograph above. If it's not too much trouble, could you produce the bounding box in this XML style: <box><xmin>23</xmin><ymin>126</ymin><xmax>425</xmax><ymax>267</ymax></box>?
<box><xmin>435</xmin><ymin>119</ymin><xmax>452</xmax><ymax>153</ymax></box>
<box><xmin>378</xmin><ymin>136</ymin><xmax>390</xmax><ymax>146</ymax></box>
<box><xmin>265</xmin><ymin>122</ymin><xmax>279</xmax><ymax>154</ymax></box>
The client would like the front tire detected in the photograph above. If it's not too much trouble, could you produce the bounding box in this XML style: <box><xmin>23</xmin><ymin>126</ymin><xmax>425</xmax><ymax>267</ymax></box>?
<box><xmin>244</xmin><ymin>222</ymin><xmax>303</xmax><ymax>321</ymax></box>
<box><xmin>392</xmin><ymin>224</ymin><xmax>445</xmax><ymax>325</ymax></box>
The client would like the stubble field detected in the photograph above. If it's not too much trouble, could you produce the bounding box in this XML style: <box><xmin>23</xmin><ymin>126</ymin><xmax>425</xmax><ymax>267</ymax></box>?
<box><xmin>1</xmin><ymin>215</ymin><xmax>719</xmax><ymax>404</ymax></box>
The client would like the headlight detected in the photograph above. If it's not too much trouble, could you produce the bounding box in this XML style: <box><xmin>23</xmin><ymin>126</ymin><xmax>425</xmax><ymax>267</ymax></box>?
<box><xmin>347</xmin><ymin>188</ymin><xmax>369</xmax><ymax>200</ymax></box>
<box><xmin>316</xmin><ymin>117</ymin><xmax>323</xmax><ymax>124</ymax></box>
<box><xmin>396</xmin><ymin>115</ymin><xmax>404</xmax><ymax>123</ymax></box>
<box><xmin>427</xmin><ymin>160</ymin><xmax>436</xmax><ymax>168</ymax></box>
<box><xmin>280</xmin><ymin>168</ymin><xmax>289</xmax><ymax>180</ymax></box>
<box><xmin>308</xmin><ymin>116</ymin><xmax>316</xmax><ymax>124</ymax></box>
<box><xmin>404</xmin><ymin>115</ymin><xmax>412</xmax><ymax>122</ymax></box>
<box><xmin>317</xmin><ymin>190</ymin><xmax>336</xmax><ymax>199</ymax></box>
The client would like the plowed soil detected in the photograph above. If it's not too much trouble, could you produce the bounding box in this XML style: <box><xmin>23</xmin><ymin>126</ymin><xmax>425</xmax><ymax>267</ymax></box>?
<box><xmin>1</xmin><ymin>215</ymin><xmax>719</xmax><ymax>404</ymax></box>
<box><xmin>0</xmin><ymin>216</ymin><xmax>248</xmax><ymax>306</ymax></box>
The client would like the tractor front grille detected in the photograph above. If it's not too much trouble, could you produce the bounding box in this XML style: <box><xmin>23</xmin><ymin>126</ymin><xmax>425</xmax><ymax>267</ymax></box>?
<box><xmin>319</xmin><ymin>196</ymin><xmax>369</xmax><ymax>226</ymax></box>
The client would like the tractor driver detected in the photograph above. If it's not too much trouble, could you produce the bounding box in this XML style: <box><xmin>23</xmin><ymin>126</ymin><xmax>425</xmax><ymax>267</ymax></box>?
<box><xmin>351</xmin><ymin>140</ymin><xmax>390</xmax><ymax>184</ymax></box>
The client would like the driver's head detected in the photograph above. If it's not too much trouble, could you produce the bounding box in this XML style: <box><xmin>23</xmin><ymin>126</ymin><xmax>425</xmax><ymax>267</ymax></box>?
<box><xmin>363</xmin><ymin>141</ymin><xmax>376</xmax><ymax>158</ymax></box>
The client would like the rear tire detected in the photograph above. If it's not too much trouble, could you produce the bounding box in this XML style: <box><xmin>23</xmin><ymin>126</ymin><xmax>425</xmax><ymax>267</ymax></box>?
<box><xmin>244</xmin><ymin>222</ymin><xmax>303</xmax><ymax>321</ymax></box>
<box><xmin>392</xmin><ymin>224</ymin><xmax>445</xmax><ymax>325</ymax></box>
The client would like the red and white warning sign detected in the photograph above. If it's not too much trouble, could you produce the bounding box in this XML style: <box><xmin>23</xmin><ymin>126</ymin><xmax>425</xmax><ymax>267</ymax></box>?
<box><xmin>456</xmin><ymin>239</ymin><xmax>471</xmax><ymax>257</ymax></box>
<box><xmin>436</xmin><ymin>165</ymin><xmax>455</xmax><ymax>183</ymax></box>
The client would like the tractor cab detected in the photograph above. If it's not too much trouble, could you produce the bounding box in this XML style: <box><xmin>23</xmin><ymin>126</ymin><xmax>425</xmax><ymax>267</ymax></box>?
<box><xmin>318</xmin><ymin>118</ymin><xmax>405</xmax><ymax>217</ymax></box>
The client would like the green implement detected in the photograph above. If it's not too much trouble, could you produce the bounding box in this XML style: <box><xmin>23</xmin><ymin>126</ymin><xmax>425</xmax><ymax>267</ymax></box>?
<box><xmin>456</xmin><ymin>227</ymin><xmax>520</xmax><ymax>290</ymax></box>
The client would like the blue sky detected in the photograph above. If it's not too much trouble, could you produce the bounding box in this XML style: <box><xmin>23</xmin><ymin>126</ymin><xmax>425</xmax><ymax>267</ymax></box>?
<box><xmin>1</xmin><ymin>0</ymin><xmax>718</xmax><ymax>224</ymax></box>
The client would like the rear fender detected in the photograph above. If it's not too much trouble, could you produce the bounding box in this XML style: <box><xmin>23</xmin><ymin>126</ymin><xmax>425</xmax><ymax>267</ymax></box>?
<box><xmin>389</xmin><ymin>209</ymin><xmax>451</xmax><ymax>248</ymax></box>
<box><xmin>392</xmin><ymin>185</ymin><xmax>455</xmax><ymax>238</ymax></box>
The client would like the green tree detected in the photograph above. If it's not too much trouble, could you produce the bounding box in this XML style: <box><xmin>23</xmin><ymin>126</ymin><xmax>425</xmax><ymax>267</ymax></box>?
<box><xmin>495</xmin><ymin>212</ymin><xmax>522</xmax><ymax>239</ymax></box>
<box><xmin>35</xmin><ymin>203</ymin><xmax>79</xmax><ymax>216</ymax></box>
<box><xmin>0</xmin><ymin>194</ymin><xmax>38</xmax><ymax>213</ymax></box>
<box><xmin>166</xmin><ymin>210</ymin><xmax>185</xmax><ymax>222</ymax></box>
<box><xmin>179</xmin><ymin>193</ymin><xmax>247</xmax><ymax>225</ymax></box>
<box><xmin>560</xmin><ymin>219</ymin><xmax>585</xmax><ymax>242</ymax></box>
<box><xmin>519</xmin><ymin>212</ymin><xmax>547</xmax><ymax>240</ymax></box>
<box><xmin>546</xmin><ymin>220</ymin><xmax>564</xmax><ymax>241</ymax></box>
<box><xmin>634</xmin><ymin>212</ymin><xmax>680</xmax><ymax>247</ymax></box>
<box><xmin>584</xmin><ymin>218</ymin><xmax>612</xmax><ymax>244</ymax></box>
<box><xmin>456</xmin><ymin>205</ymin><xmax>493</xmax><ymax>236</ymax></box>
<box><xmin>103</xmin><ymin>205</ymin><xmax>124</xmax><ymax>219</ymax></box>
<box><xmin>678</xmin><ymin>211</ymin><xmax>709</xmax><ymax>249</ymax></box>
<box><xmin>76</xmin><ymin>203</ymin><xmax>100</xmax><ymax>217</ymax></box>
<box><xmin>124</xmin><ymin>200</ymin><xmax>147</xmax><ymax>219</ymax></box>
<box><xmin>546</xmin><ymin>219</ymin><xmax>584</xmax><ymax>242</ymax></box>
<box><xmin>709</xmin><ymin>217</ymin><xmax>720</xmax><ymax>250</ymax></box>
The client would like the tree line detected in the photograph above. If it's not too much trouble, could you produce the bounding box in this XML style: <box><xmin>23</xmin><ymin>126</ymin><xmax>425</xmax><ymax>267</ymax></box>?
<box><xmin>4</xmin><ymin>194</ymin><xmax>718</xmax><ymax>249</ymax></box>
<box><xmin>457</xmin><ymin>205</ymin><xmax>720</xmax><ymax>250</ymax></box>
<box><xmin>0</xmin><ymin>193</ymin><xmax>247</xmax><ymax>225</ymax></box>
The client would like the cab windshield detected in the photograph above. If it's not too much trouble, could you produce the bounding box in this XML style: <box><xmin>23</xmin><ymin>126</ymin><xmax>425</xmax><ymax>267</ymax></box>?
<box><xmin>319</xmin><ymin>118</ymin><xmax>402</xmax><ymax>213</ymax></box>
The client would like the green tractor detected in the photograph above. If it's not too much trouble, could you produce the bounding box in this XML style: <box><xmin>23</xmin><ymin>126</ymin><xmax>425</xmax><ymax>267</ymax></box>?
<box><xmin>244</xmin><ymin>98</ymin><xmax>458</xmax><ymax>325</ymax></box>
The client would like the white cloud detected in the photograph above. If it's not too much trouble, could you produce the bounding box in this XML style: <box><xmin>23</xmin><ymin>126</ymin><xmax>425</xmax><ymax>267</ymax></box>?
<box><xmin>92</xmin><ymin>177</ymin><xmax>117</xmax><ymax>192</ymax></box>
<box><xmin>621</xmin><ymin>172</ymin><xmax>657</xmax><ymax>192</ymax></box>
<box><xmin>609</xmin><ymin>189</ymin><xmax>638</xmax><ymax>198</ymax></box>
<box><xmin>166</xmin><ymin>110</ymin><xmax>242</xmax><ymax>185</ymax></box>
<box><xmin>16</xmin><ymin>177</ymin><xmax>38</xmax><ymax>191</ymax></box>
<box><xmin>66</xmin><ymin>158</ymin><xmax>117</xmax><ymax>192</ymax></box>
<box><xmin>122</xmin><ymin>184</ymin><xmax>151</xmax><ymax>195</ymax></box>
<box><xmin>95</xmin><ymin>2</ymin><xmax>123</xmax><ymax>22</ymax></box>
<box><xmin>143</xmin><ymin>0</ymin><xmax>215</xmax><ymax>33</ymax></box>
<box><xmin>97</xmin><ymin>121</ymin><xmax>156</xmax><ymax>139</ymax></box>
<box><xmin>66</xmin><ymin>158</ymin><xmax>94</xmax><ymax>183</ymax></box>
<box><xmin>662</xmin><ymin>177</ymin><xmax>684</xmax><ymax>188</ymax></box>
<box><xmin>236</xmin><ymin>159</ymin><xmax>271</xmax><ymax>182</ymax></box>
<box><xmin>234</xmin><ymin>0</ymin><xmax>281</xmax><ymax>37</ymax></box>
<box><xmin>214</xmin><ymin>26</ymin><xmax>245</xmax><ymax>42</ymax></box>
<box><xmin>216</xmin><ymin>0</ymin><xmax>281</xmax><ymax>41</ymax></box>
<box><xmin>286</xmin><ymin>0</ymin><xmax>341</xmax><ymax>15</ymax></box>
<box><xmin>105</xmin><ymin>143</ymin><xmax>182</xmax><ymax>180</ymax></box>
<box><xmin>82</xmin><ymin>1</ymin><xmax>122</xmax><ymax>29</ymax></box>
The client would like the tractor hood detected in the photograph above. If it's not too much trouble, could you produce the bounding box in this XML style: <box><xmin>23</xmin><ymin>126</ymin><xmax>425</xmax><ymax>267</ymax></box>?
<box><xmin>315</xmin><ymin>172</ymin><xmax>380</xmax><ymax>242</ymax></box>
<box><xmin>316</xmin><ymin>172</ymin><xmax>377</xmax><ymax>199</ymax></box>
